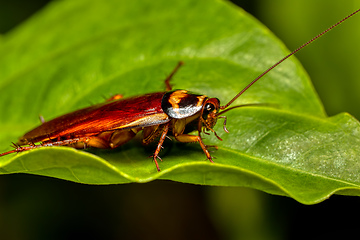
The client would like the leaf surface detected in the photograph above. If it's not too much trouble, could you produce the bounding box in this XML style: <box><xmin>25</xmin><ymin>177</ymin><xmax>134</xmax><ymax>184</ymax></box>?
<box><xmin>0</xmin><ymin>0</ymin><xmax>359</xmax><ymax>204</ymax></box>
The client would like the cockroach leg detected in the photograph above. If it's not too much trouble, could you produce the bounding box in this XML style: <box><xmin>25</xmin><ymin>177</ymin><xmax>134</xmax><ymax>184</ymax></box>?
<box><xmin>106</xmin><ymin>94</ymin><xmax>123</xmax><ymax>102</ymax></box>
<box><xmin>108</xmin><ymin>129</ymin><xmax>137</xmax><ymax>148</ymax></box>
<box><xmin>0</xmin><ymin>137</ymin><xmax>91</xmax><ymax>156</ymax></box>
<box><xmin>142</xmin><ymin>125</ymin><xmax>165</xmax><ymax>145</ymax></box>
<box><xmin>39</xmin><ymin>115</ymin><xmax>46</xmax><ymax>124</ymax></box>
<box><xmin>152</xmin><ymin>123</ymin><xmax>170</xmax><ymax>171</ymax></box>
<box><xmin>0</xmin><ymin>146</ymin><xmax>30</xmax><ymax>157</ymax></box>
<box><xmin>174</xmin><ymin>133</ymin><xmax>214</xmax><ymax>163</ymax></box>
<box><xmin>218</xmin><ymin>116</ymin><xmax>229</xmax><ymax>133</ymax></box>
<box><xmin>0</xmin><ymin>139</ymin><xmax>80</xmax><ymax>157</ymax></box>
<box><xmin>205</xmin><ymin>145</ymin><xmax>218</xmax><ymax>150</ymax></box>
<box><xmin>164</xmin><ymin>61</ymin><xmax>184</xmax><ymax>91</ymax></box>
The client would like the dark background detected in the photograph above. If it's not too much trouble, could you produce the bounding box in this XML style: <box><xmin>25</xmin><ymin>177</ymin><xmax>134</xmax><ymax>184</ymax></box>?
<box><xmin>1</xmin><ymin>1</ymin><xmax>359</xmax><ymax>239</ymax></box>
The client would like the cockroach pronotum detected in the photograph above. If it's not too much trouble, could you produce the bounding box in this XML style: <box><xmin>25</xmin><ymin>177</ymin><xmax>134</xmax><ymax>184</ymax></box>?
<box><xmin>1</xmin><ymin>9</ymin><xmax>359</xmax><ymax>171</ymax></box>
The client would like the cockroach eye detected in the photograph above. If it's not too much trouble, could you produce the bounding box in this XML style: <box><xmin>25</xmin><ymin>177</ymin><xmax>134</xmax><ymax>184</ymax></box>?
<box><xmin>203</xmin><ymin>103</ymin><xmax>215</xmax><ymax>119</ymax></box>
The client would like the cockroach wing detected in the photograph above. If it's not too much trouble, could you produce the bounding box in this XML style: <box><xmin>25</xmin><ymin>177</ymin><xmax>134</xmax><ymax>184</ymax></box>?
<box><xmin>20</xmin><ymin>92</ymin><xmax>170</xmax><ymax>143</ymax></box>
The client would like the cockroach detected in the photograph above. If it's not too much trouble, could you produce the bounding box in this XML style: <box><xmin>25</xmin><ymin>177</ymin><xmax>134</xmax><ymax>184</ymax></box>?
<box><xmin>1</xmin><ymin>9</ymin><xmax>359</xmax><ymax>171</ymax></box>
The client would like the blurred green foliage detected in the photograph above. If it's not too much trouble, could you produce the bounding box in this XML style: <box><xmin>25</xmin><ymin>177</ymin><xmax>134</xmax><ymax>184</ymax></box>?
<box><xmin>256</xmin><ymin>0</ymin><xmax>360</xmax><ymax>120</ymax></box>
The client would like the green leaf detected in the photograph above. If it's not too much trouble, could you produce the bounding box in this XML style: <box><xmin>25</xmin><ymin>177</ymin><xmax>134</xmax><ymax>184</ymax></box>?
<box><xmin>0</xmin><ymin>0</ymin><xmax>359</xmax><ymax>204</ymax></box>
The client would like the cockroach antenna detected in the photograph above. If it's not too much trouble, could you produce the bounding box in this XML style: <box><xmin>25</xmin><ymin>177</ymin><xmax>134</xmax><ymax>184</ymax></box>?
<box><xmin>221</xmin><ymin>8</ymin><xmax>360</xmax><ymax>110</ymax></box>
